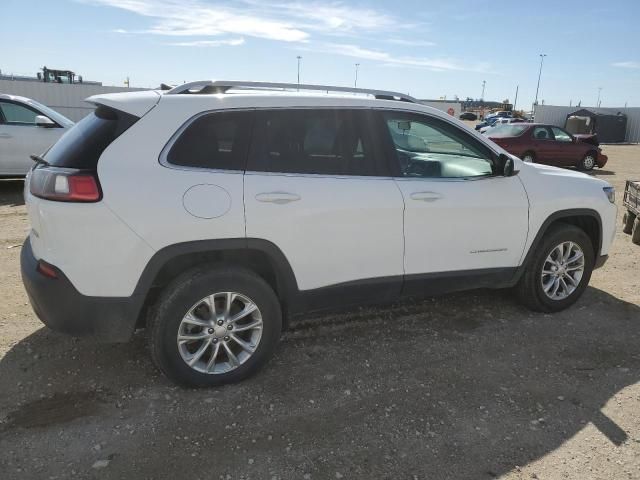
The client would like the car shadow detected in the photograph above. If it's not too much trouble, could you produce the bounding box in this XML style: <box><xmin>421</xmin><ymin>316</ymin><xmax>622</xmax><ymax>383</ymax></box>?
<box><xmin>0</xmin><ymin>179</ymin><xmax>25</xmax><ymax>207</ymax></box>
<box><xmin>0</xmin><ymin>287</ymin><xmax>638</xmax><ymax>479</ymax></box>
<box><xmin>589</xmin><ymin>169</ymin><xmax>616</xmax><ymax>176</ymax></box>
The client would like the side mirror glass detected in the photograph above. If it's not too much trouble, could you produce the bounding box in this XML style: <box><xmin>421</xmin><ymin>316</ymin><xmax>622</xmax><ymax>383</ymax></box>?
<box><xmin>35</xmin><ymin>115</ymin><xmax>55</xmax><ymax>128</ymax></box>
<box><xmin>498</xmin><ymin>153</ymin><xmax>516</xmax><ymax>177</ymax></box>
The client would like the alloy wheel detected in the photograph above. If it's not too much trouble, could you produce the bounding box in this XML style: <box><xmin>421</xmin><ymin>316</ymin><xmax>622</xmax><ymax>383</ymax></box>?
<box><xmin>177</xmin><ymin>292</ymin><xmax>263</xmax><ymax>374</ymax></box>
<box><xmin>540</xmin><ymin>241</ymin><xmax>585</xmax><ymax>300</ymax></box>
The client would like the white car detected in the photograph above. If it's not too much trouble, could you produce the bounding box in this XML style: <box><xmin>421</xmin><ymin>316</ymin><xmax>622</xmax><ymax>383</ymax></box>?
<box><xmin>21</xmin><ymin>81</ymin><xmax>617</xmax><ymax>387</ymax></box>
<box><xmin>479</xmin><ymin>117</ymin><xmax>524</xmax><ymax>134</ymax></box>
<box><xmin>0</xmin><ymin>94</ymin><xmax>74</xmax><ymax>176</ymax></box>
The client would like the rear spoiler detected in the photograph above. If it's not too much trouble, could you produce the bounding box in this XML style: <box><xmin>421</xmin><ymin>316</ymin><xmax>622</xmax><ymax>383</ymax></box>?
<box><xmin>85</xmin><ymin>90</ymin><xmax>161</xmax><ymax>118</ymax></box>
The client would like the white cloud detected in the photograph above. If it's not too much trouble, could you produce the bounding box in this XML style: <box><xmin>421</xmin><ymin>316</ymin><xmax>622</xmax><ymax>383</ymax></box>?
<box><xmin>86</xmin><ymin>0</ymin><xmax>404</xmax><ymax>43</ymax></box>
<box><xmin>303</xmin><ymin>43</ymin><xmax>489</xmax><ymax>72</ymax></box>
<box><xmin>167</xmin><ymin>38</ymin><xmax>246</xmax><ymax>47</ymax></box>
<box><xmin>612</xmin><ymin>61</ymin><xmax>640</xmax><ymax>69</ymax></box>
<box><xmin>387</xmin><ymin>38</ymin><xmax>436</xmax><ymax>47</ymax></box>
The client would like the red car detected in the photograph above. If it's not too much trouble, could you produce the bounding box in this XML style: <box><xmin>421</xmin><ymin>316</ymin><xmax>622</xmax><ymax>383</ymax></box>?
<box><xmin>487</xmin><ymin>123</ymin><xmax>608</xmax><ymax>170</ymax></box>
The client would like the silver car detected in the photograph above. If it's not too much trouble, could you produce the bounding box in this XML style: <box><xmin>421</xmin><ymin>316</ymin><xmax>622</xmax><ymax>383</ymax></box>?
<box><xmin>0</xmin><ymin>94</ymin><xmax>74</xmax><ymax>176</ymax></box>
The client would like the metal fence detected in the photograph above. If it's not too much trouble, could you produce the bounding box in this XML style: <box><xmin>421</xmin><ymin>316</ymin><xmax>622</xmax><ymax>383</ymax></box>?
<box><xmin>0</xmin><ymin>79</ymin><xmax>146</xmax><ymax>122</ymax></box>
<box><xmin>534</xmin><ymin>104</ymin><xmax>640</xmax><ymax>143</ymax></box>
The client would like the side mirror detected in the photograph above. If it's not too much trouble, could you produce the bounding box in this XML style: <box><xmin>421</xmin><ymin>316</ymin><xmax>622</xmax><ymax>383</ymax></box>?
<box><xmin>35</xmin><ymin>115</ymin><xmax>55</xmax><ymax>128</ymax></box>
<box><xmin>498</xmin><ymin>153</ymin><xmax>517</xmax><ymax>177</ymax></box>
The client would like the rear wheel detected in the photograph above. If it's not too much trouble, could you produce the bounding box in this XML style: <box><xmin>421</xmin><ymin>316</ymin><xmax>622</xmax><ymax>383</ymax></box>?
<box><xmin>632</xmin><ymin>218</ymin><xmax>640</xmax><ymax>246</ymax></box>
<box><xmin>623</xmin><ymin>210</ymin><xmax>636</xmax><ymax>235</ymax></box>
<box><xmin>522</xmin><ymin>151</ymin><xmax>536</xmax><ymax>163</ymax></box>
<box><xmin>578</xmin><ymin>152</ymin><xmax>597</xmax><ymax>171</ymax></box>
<box><xmin>516</xmin><ymin>224</ymin><xmax>594</xmax><ymax>312</ymax></box>
<box><xmin>148</xmin><ymin>266</ymin><xmax>282</xmax><ymax>387</ymax></box>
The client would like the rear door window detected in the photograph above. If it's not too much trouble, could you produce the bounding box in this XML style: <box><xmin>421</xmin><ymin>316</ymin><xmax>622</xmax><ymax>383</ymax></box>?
<box><xmin>166</xmin><ymin>111</ymin><xmax>253</xmax><ymax>170</ymax></box>
<box><xmin>247</xmin><ymin>109</ymin><xmax>384</xmax><ymax>176</ymax></box>
<box><xmin>44</xmin><ymin>105</ymin><xmax>138</xmax><ymax>169</ymax></box>
<box><xmin>532</xmin><ymin>126</ymin><xmax>552</xmax><ymax>141</ymax></box>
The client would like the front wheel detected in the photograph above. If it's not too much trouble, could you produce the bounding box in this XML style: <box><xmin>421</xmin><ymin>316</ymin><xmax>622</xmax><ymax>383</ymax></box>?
<box><xmin>148</xmin><ymin>266</ymin><xmax>282</xmax><ymax>387</ymax></box>
<box><xmin>578</xmin><ymin>152</ymin><xmax>597</xmax><ymax>171</ymax></box>
<box><xmin>515</xmin><ymin>224</ymin><xmax>594</xmax><ymax>312</ymax></box>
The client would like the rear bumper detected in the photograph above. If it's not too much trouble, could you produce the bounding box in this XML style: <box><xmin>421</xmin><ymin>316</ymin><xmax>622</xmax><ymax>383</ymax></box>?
<box><xmin>20</xmin><ymin>238</ymin><xmax>140</xmax><ymax>342</ymax></box>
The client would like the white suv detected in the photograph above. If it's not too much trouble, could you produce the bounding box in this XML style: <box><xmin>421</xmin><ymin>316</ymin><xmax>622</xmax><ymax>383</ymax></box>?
<box><xmin>21</xmin><ymin>81</ymin><xmax>617</xmax><ymax>387</ymax></box>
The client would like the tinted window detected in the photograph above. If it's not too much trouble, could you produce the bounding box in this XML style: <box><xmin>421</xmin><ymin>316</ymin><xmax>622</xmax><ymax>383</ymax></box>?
<box><xmin>551</xmin><ymin>127</ymin><xmax>572</xmax><ymax>142</ymax></box>
<box><xmin>0</xmin><ymin>101</ymin><xmax>38</xmax><ymax>124</ymax></box>
<box><xmin>44</xmin><ymin>105</ymin><xmax>138</xmax><ymax>168</ymax></box>
<box><xmin>383</xmin><ymin>112</ymin><xmax>494</xmax><ymax>178</ymax></box>
<box><xmin>167</xmin><ymin>112</ymin><xmax>251</xmax><ymax>170</ymax></box>
<box><xmin>248</xmin><ymin>109</ymin><xmax>381</xmax><ymax>176</ymax></box>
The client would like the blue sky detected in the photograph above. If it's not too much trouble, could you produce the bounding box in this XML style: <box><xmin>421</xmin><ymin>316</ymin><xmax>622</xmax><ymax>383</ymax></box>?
<box><xmin>2</xmin><ymin>0</ymin><xmax>640</xmax><ymax>109</ymax></box>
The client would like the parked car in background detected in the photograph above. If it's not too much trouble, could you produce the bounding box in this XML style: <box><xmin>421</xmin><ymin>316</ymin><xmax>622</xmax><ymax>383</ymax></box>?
<box><xmin>0</xmin><ymin>94</ymin><xmax>74</xmax><ymax>176</ymax></box>
<box><xmin>459</xmin><ymin>111</ymin><xmax>478</xmax><ymax>121</ymax></box>
<box><xmin>479</xmin><ymin>117</ymin><xmax>525</xmax><ymax>134</ymax></box>
<box><xmin>21</xmin><ymin>80</ymin><xmax>616</xmax><ymax>387</ymax></box>
<box><xmin>475</xmin><ymin>116</ymin><xmax>501</xmax><ymax>131</ymax></box>
<box><xmin>622</xmin><ymin>180</ymin><xmax>640</xmax><ymax>245</ymax></box>
<box><xmin>485</xmin><ymin>111</ymin><xmax>513</xmax><ymax>121</ymax></box>
<box><xmin>487</xmin><ymin>123</ymin><xmax>608</xmax><ymax>170</ymax></box>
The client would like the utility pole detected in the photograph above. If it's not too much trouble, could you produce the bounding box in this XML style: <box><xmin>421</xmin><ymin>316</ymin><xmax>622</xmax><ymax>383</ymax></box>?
<box><xmin>481</xmin><ymin>80</ymin><xmax>486</xmax><ymax>101</ymax></box>
<box><xmin>513</xmin><ymin>85</ymin><xmax>519</xmax><ymax>111</ymax></box>
<box><xmin>354</xmin><ymin>63</ymin><xmax>360</xmax><ymax>88</ymax></box>
<box><xmin>124</xmin><ymin>76</ymin><xmax>130</xmax><ymax>88</ymax></box>
<box><xmin>296</xmin><ymin>56</ymin><xmax>302</xmax><ymax>88</ymax></box>
<box><xmin>597</xmin><ymin>87</ymin><xmax>602</xmax><ymax>107</ymax></box>
<box><xmin>533</xmin><ymin>53</ymin><xmax>547</xmax><ymax>114</ymax></box>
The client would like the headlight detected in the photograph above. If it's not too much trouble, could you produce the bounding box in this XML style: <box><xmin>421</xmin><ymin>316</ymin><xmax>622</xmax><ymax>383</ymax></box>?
<box><xmin>603</xmin><ymin>186</ymin><xmax>615</xmax><ymax>204</ymax></box>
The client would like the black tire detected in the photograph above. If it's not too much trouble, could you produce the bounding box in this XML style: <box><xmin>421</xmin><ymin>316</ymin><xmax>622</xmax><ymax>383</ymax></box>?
<box><xmin>577</xmin><ymin>151</ymin><xmax>597</xmax><ymax>171</ymax></box>
<box><xmin>515</xmin><ymin>224</ymin><xmax>594</xmax><ymax>313</ymax></box>
<box><xmin>623</xmin><ymin>210</ymin><xmax>636</xmax><ymax>235</ymax></box>
<box><xmin>148</xmin><ymin>266</ymin><xmax>282</xmax><ymax>387</ymax></box>
<box><xmin>521</xmin><ymin>151</ymin><xmax>536</xmax><ymax>163</ymax></box>
<box><xmin>632</xmin><ymin>218</ymin><xmax>640</xmax><ymax>246</ymax></box>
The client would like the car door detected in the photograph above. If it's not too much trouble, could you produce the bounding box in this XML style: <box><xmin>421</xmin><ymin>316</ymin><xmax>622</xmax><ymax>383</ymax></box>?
<box><xmin>0</xmin><ymin>100</ymin><xmax>63</xmax><ymax>175</ymax></box>
<box><xmin>549</xmin><ymin>126</ymin><xmax>580</xmax><ymax>166</ymax></box>
<box><xmin>243</xmin><ymin>108</ymin><xmax>405</xmax><ymax>305</ymax></box>
<box><xmin>375</xmin><ymin>110</ymin><xmax>529</xmax><ymax>294</ymax></box>
<box><xmin>530</xmin><ymin>126</ymin><xmax>555</xmax><ymax>164</ymax></box>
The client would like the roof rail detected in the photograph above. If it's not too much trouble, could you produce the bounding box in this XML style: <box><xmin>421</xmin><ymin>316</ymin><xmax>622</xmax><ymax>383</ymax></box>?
<box><xmin>165</xmin><ymin>80</ymin><xmax>417</xmax><ymax>103</ymax></box>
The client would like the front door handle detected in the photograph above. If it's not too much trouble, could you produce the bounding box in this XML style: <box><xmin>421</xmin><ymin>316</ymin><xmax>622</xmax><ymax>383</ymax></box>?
<box><xmin>410</xmin><ymin>191</ymin><xmax>442</xmax><ymax>202</ymax></box>
<box><xmin>255</xmin><ymin>192</ymin><xmax>301</xmax><ymax>204</ymax></box>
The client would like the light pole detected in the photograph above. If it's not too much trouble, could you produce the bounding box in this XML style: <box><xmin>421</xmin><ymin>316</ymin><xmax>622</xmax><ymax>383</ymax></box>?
<box><xmin>481</xmin><ymin>80</ymin><xmax>486</xmax><ymax>101</ymax></box>
<box><xmin>533</xmin><ymin>53</ymin><xmax>547</xmax><ymax>113</ymax></box>
<box><xmin>296</xmin><ymin>56</ymin><xmax>302</xmax><ymax>87</ymax></box>
<box><xmin>597</xmin><ymin>87</ymin><xmax>602</xmax><ymax>107</ymax></box>
<box><xmin>513</xmin><ymin>84</ymin><xmax>519</xmax><ymax>111</ymax></box>
<box><xmin>354</xmin><ymin>63</ymin><xmax>360</xmax><ymax>88</ymax></box>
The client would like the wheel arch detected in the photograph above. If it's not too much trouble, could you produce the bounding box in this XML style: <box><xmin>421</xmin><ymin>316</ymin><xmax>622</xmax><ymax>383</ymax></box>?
<box><xmin>517</xmin><ymin>209</ymin><xmax>602</xmax><ymax>279</ymax></box>
<box><xmin>131</xmin><ymin>239</ymin><xmax>298</xmax><ymax>329</ymax></box>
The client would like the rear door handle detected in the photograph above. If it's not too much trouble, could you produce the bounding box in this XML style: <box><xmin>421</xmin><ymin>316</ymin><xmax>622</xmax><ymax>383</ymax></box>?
<box><xmin>410</xmin><ymin>191</ymin><xmax>442</xmax><ymax>202</ymax></box>
<box><xmin>255</xmin><ymin>192</ymin><xmax>301</xmax><ymax>204</ymax></box>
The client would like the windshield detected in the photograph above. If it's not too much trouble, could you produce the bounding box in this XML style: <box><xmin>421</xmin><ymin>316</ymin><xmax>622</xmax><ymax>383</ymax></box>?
<box><xmin>488</xmin><ymin>124</ymin><xmax>529</xmax><ymax>138</ymax></box>
<box><xmin>26</xmin><ymin>99</ymin><xmax>74</xmax><ymax>127</ymax></box>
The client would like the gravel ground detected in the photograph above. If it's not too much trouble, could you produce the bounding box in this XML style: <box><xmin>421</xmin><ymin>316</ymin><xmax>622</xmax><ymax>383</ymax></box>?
<box><xmin>0</xmin><ymin>146</ymin><xmax>639</xmax><ymax>480</ymax></box>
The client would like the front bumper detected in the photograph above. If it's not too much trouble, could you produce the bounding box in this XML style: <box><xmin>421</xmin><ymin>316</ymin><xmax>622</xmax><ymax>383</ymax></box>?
<box><xmin>597</xmin><ymin>153</ymin><xmax>608</xmax><ymax>168</ymax></box>
<box><xmin>20</xmin><ymin>238</ymin><xmax>140</xmax><ymax>342</ymax></box>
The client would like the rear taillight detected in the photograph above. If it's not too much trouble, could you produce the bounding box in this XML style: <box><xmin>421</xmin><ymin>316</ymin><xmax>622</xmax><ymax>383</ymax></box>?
<box><xmin>29</xmin><ymin>167</ymin><xmax>101</xmax><ymax>202</ymax></box>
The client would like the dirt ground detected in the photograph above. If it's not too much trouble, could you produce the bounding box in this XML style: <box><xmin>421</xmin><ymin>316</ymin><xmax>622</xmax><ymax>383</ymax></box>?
<box><xmin>1</xmin><ymin>146</ymin><xmax>639</xmax><ymax>480</ymax></box>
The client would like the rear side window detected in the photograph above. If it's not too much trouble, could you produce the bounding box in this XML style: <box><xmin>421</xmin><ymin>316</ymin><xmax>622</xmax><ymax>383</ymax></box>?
<box><xmin>44</xmin><ymin>105</ymin><xmax>138</xmax><ymax>169</ymax></box>
<box><xmin>166</xmin><ymin>111</ymin><xmax>252</xmax><ymax>170</ymax></box>
<box><xmin>248</xmin><ymin>109</ymin><xmax>383</xmax><ymax>176</ymax></box>
<box><xmin>0</xmin><ymin>101</ymin><xmax>38</xmax><ymax>125</ymax></box>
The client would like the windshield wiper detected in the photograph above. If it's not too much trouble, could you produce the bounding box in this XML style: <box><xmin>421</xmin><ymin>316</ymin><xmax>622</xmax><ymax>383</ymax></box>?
<box><xmin>30</xmin><ymin>154</ymin><xmax>49</xmax><ymax>166</ymax></box>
